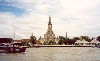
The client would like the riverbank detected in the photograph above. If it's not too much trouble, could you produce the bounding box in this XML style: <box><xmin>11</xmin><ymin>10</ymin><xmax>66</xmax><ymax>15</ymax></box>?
<box><xmin>34</xmin><ymin>45</ymin><xmax>92</xmax><ymax>47</ymax></box>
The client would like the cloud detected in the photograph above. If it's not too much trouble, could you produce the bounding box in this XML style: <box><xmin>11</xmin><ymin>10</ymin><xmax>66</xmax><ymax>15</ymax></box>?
<box><xmin>0</xmin><ymin>0</ymin><xmax>100</xmax><ymax>39</ymax></box>
<box><xmin>0</xmin><ymin>12</ymin><xmax>48</xmax><ymax>39</ymax></box>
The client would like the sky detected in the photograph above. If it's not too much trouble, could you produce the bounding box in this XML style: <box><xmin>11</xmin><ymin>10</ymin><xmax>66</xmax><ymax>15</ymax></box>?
<box><xmin>0</xmin><ymin>0</ymin><xmax>100</xmax><ymax>39</ymax></box>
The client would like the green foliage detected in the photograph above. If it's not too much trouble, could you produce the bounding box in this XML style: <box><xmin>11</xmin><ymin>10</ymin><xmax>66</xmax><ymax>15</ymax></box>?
<box><xmin>59</xmin><ymin>36</ymin><xmax>68</xmax><ymax>40</ymax></box>
<box><xmin>80</xmin><ymin>36</ymin><xmax>91</xmax><ymax>42</ymax></box>
<box><xmin>30</xmin><ymin>35</ymin><xmax>36</xmax><ymax>40</ymax></box>
<box><xmin>73</xmin><ymin>37</ymin><xmax>80</xmax><ymax>41</ymax></box>
<box><xmin>30</xmin><ymin>35</ymin><xmax>37</xmax><ymax>45</ymax></box>
<box><xmin>58</xmin><ymin>36</ymin><xmax>68</xmax><ymax>45</ymax></box>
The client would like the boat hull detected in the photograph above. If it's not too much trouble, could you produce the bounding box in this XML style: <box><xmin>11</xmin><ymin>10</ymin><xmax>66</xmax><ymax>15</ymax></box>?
<box><xmin>0</xmin><ymin>47</ymin><xmax>26</xmax><ymax>53</ymax></box>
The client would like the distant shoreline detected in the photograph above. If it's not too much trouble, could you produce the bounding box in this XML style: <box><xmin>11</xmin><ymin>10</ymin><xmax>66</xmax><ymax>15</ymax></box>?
<box><xmin>33</xmin><ymin>45</ymin><xmax>92</xmax><ymax>47</ymax></box>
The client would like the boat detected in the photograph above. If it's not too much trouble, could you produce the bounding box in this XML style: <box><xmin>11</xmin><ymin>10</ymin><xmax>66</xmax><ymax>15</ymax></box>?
<box><xmin>0</xmin><ymin>38</ymin><xmax>28</xmax><ymax>53</ymax></box>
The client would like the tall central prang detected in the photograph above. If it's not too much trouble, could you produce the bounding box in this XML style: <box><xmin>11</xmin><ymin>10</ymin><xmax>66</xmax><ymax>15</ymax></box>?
<box><xmin>43</xmin><ymin>16</ymin><xmax>56</xmax><ymax>45</ymax></box>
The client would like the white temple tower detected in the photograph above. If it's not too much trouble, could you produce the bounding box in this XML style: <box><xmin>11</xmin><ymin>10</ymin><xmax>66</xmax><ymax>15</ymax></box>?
<box><xmin>43</xmin><ymin>16</ymin><xmax>56</xmax><ymax>45</ymax></box>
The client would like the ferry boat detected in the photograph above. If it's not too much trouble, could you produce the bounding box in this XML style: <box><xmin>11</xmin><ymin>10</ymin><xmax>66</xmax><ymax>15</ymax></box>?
<box><xmin>0</xmin><ymin>38</ymin><xmax>28</xmax><ymax>53</ymax></box>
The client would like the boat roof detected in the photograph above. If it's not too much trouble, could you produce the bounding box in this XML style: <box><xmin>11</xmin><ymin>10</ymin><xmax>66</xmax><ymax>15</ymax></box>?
<box><xmin>11</xmin><ymin>42</ymin><xmax>22</xmax><ymax>45</ymax></box>
<box><xmin>0</xmin><ymin>38</ymin><xmax>13</xmax><ymax>43</ymax></box>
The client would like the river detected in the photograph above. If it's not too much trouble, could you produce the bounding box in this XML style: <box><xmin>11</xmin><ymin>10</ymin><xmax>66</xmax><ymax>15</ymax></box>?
<box><xmin>0</xmin><ymin>47</ymin><xmax>100</xmax><ymax>61</ymax></box>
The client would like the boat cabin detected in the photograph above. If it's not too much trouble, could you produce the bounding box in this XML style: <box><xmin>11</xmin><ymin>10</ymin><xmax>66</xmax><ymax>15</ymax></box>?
<box><xmin>0</xmin><ymin>38</ymin><xmax>13</xmax><ymax>43</ymax></box>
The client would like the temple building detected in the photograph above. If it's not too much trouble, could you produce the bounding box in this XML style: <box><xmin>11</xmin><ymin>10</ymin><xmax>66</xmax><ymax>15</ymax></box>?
<box><xmin>39</xmin><ymin>16</ymin><xmax>59</xmax><ymax>45</ymax></box>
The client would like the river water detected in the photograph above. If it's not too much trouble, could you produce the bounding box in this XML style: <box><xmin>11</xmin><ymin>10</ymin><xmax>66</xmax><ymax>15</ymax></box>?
<box><xmin>0</xmin><ymin>47</ymin><xmax>100</xmax><ymax>61</ymax></box>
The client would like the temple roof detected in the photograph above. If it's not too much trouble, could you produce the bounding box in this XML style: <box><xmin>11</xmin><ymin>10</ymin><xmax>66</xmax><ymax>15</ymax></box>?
<box><xmin>48</xmin><ymin>16</ymin><xmax>52</xmax><ymax>25</ymax></box>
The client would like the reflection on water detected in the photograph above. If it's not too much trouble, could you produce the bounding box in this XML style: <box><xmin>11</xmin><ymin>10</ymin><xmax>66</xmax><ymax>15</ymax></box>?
<box><xmin>0</xmin><ymin>47</ymin><xmax>100</xmax><ymax>61</ymax></box>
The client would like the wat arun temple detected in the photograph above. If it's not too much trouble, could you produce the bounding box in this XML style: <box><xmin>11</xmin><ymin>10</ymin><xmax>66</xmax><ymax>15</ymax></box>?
<box><xmin>39</xmin><ymin>16</ymin><xmax>59</xmax><ymax>45</ymax></box>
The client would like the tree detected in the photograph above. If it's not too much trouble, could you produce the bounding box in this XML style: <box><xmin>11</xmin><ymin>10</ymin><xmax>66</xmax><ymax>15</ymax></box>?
<box><xmin>80</xmin><ymin>36</ymin><xmax>91</xmax><ymax>42</ymax></box>
<box><xmin>30</xmin><ymin>33</ymin><xmax>37</xmax><ymax>45</ymax></box>
<box><xmin>58</xmin><ymin>40</ymin><xmax>63</xmax><ymax>45</ymax></box>
<box><xmin>73</xmin><ymin>37</ymin><xmax>80</xmax><ymax>41</ymax></box>
<box><xmin>58</xmin><ymin>36</ymin><xmax>77</xmax><ymax>45</ymax></box>
<box><xmin>58</xmin><ymin>36</ymin><xmax>67</xmax><ymax>45</ymax></box>
<box><xmin>97</xmin><ymin>36</ymin><xmax>100</xmax><ymax>42</ymax></box>
<box><xmin>66</xmin><ymin>39</ymin><xmax>76</xmax><ymax>45</ymax></box>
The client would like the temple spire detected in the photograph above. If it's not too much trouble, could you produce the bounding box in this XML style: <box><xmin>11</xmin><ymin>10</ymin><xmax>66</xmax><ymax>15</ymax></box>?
<box><xmin>48</xmin><ymin>15</ymin><xmax>51</xmax><ymax>25</ymax></box>
<box><xmin>43</xmin><ymin>15</ymin><xmax>56</xmax><ymax>45</ymax></box>
<box><xmin>66</xmin><ymin>32</ymin><xmax>67</xmax><ymax>38</ymax></box>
